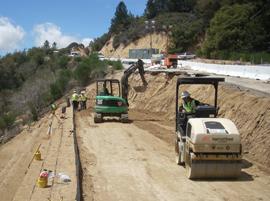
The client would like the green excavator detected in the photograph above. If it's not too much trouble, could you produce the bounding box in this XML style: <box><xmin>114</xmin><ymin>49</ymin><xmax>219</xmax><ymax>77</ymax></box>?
<box><xmin>94</xmin><ymin>60</ymin><xmax>147</xmax><ymax>123</ymax></box>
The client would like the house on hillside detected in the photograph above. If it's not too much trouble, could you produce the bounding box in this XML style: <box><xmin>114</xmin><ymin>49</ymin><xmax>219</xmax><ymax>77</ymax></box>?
<box><xmin>68</xmin><ymin>47</ymin><xmax>81</xmax><ymax>57</ymax></box>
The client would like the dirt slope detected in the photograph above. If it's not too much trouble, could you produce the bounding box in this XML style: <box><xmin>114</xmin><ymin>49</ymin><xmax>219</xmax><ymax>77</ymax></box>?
<box><xmin>77</xmin><ymin>109</ymin><xmax>270</xmax><ymax>201</ymax></box>
<box><xmin>100</xmin><ymin>33</ymin><xmax>167</xmax><ymax>58</ymax></box>
<box><xmin>0</xmin><ymin>106</ymin><xmax>77</xmax><ymax>201</ymax></box>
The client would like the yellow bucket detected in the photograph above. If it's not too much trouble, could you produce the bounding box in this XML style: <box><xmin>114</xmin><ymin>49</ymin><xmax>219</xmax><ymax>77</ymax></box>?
<box><xmin>34</xmin><ymin>150</ymin><xmax>42</xmax><ymax>161</ymax></box>
<box><xmin>37</xmin><ymin>177</ymin><xmax>48</xmax><ymax>188</ymax></box>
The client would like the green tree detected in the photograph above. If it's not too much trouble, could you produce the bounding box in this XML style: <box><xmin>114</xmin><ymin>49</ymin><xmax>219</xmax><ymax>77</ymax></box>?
<box><xmin>154</xmin><ymin>0</ymin><xmax>168</xmax><ymax>13</ymax></box>
<box><xmin>110</xmin><ymin>1</ymin><xmax>133</xmax><ymax>34</ymax></box>
<box><xmin>201</xmin><ymin>4</ymin><xmax>267</xmax><ymax>57</ymax></box>
<box><xmin>52</xmin><ymin>42</ymin><xmax>57</xmax><ymax>49</ymax></box>
<box><xmin>195</xmin><ymin>0</ymin><xmax>221</xmax><ymax>26</ymax></box>
<box><xmin>43</xmin><ymin>40</ymin><xmax>50</xmax><ymax>49</ymax></box>
<box><xmin>170</xmin><ymin>18</ymin><xmax>203</xmax><ymax>52</ymax></box>
<box><xmin>145</xmin><ymin>0</ymin><xmax>157</xmax><ymax>19</ymax></box>
<box><xmin>168</xmin><ymin>0</ymin><xmax>196</xmax><ymax>12</ymax></box>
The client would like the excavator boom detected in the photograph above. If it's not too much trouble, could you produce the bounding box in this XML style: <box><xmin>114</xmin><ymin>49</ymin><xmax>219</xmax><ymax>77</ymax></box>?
<box><xmin>121</xmin><ymin>60</ymin><xmax>147</xmax><ymax>105</ymax></box>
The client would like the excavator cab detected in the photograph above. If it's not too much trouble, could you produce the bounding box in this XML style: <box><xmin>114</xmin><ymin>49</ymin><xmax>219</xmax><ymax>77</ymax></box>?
<box><xmin>96</xmin><ymin>79</ymin><xmax>120</xmax><ymax>96</ymax></box>
<box><xmin>94</xmin><ymin>79</ymin><xmax>128</xmax><ymax>123</ymax></box>
<box><xmin>175</xmin><ymin>77</ymin><xmax>242</xmax><ymax>179</ymax></box>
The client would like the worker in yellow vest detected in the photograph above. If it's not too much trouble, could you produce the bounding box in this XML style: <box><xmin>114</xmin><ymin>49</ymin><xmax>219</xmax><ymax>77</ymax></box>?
<box><xmin>50</xmin><ymin>103</ymin><xmax>61</xmax><ymax>123</ymax></box>
<box><xmin>79</xmin><ymin>91</ymin><xmax>87</xmax><ymax>110</ymax></box>
<box><xmin>71</xmin><ymin>90</ymin><xmax>79</xmax><ymax>111</ymax></box>
<box><xmin>51</xmin><ymin>103</ymin><xmax>57</xmax><ymax>115</ymax></box>
<box><xmin>180</xmin><ymin>91</ymin><xmax>200</xmax><ymax>113</ymax></box>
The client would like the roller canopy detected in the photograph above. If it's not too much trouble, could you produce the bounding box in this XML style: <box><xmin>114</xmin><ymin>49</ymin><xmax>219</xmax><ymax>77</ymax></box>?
<box><xmin>96</xmin><ymin>79</ymin><xmax>120</xmax><ymax>83</ymax></box>
<box><xmin>177</xmin><ymin>77</ymin><xmax>225</xmax><ymax>86</ymax></box>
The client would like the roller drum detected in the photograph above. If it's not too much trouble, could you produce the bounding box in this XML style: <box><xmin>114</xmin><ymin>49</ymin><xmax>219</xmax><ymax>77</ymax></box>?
<box><xmin>187</xmin><ymin>160</ymin><xmax>242</xmax><ymax>179</ymax></box>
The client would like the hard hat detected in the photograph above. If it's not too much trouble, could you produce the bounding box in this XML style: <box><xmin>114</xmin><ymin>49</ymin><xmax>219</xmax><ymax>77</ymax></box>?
<box><xmin>73</xmin><ymin>90</ymin><xmax>77</xmax><ymax>93</ymax></box>
<box><xmin>181</xmin><ymin>91</ymin><xmax>190</xmax><ymax>99</ymax></box>
<box><xmin>81</xmin><ymin>90</ymin><xmax>85</xmax><ymax>94</ymax></box>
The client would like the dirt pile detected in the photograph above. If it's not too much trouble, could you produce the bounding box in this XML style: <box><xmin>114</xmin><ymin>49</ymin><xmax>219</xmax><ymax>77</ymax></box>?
<box><xmin>127</xmin><ymin>73</ymin><xmax>270</xmax><ymax>168</ymax></box>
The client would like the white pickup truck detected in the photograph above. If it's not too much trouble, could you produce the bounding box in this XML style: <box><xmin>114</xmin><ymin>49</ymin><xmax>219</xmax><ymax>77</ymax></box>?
<box><xmin>178</xmin><ymin>52</ymin><xmax>196</xmax><ymax>60</ymax></box>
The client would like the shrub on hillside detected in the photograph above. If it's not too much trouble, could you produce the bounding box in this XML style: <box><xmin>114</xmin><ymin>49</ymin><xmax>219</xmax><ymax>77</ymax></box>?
<box><xmin>57</xmin><ymin>69</ymin><xmax>72</xmax><ymax>91</ymax></box>
<box><xmin>105</xmin><ymin>60</ymin><xmax>123</xmax><ymax>70</ymax></box>
<box><xmin>50</xmin><ymin>69</ymin><xmax>72</xmax><ymax>100</ymax></box>
<box><xmin>201</xmin><ymin>4</ymin><xmax>267</xmax><ymax>58</ymax></box>
<box><xmin>28</xmin><ymin>103</ymin><xmax>38</xmax><ymax>121</ymax></box>
<box><xmin>73</xmin><ymin>54</ymin><xmax>106</xmax><ymax>85</ymax></box>
<box><xmin>57</xmin><ymin>55</ymin><xmax>70</xmax><ymax>68</ymax></box>
<box><xmin>0</xmin><ymin>113</ymin><xmax>16</xmax><ymax>131</ymax></box>
<box><xmin>90</xmin><ymin>33</ymin><xmax>111</xmax><ymax>52</ymax></box>
<box><xmin>211</xmin><ymin>51</ymin><xmax>270</xmax><ymax>64</ymax></box>
<box><xmin>73</xmin><ymin>62</ymin><xmax>91</xmax><ymax>85</ymax></box>
<box><xmin>50</xmin><ymin>83</ymin><xmax>62</xmax><ymax>101</ymax></box>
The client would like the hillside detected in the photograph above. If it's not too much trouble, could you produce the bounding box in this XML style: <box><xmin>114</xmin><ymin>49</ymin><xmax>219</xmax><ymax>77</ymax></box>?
<box><xmin>100</xmin><ymin>33</ymin><xmax>167</xmax><ymax>58</ymax></box>
<box><xmin>0</xmin><ymin>49</ymin><xmax>122</xmax><ymax>143</ymax></box>
<box><xmin>91</xmin><ymin>0</ymin><xmax>270</xmax><ymax>63</ymax></box>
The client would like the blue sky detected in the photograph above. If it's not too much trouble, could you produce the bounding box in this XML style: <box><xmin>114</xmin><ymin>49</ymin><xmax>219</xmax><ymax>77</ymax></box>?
<box><xmin>0</xmin><ymin>0</ymin><xmax>147</xmax><ymax>55</ymax></box>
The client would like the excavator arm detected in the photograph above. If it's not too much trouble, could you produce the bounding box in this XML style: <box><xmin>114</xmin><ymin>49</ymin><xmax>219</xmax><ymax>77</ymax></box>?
<box><xmin>120</xmin><ymin>60</ymin><xmax>147</xmax><ymax>106</ymax></box>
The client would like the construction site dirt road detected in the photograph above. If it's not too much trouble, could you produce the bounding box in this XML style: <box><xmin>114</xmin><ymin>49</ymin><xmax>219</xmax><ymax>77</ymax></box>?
<box><xmin>77</xmin><ymin>110</ymin><xmax>270</xmax><ymax>201</ymax></box>
<box><xmin>1</xmin><ymin>71</ymin><xmax>270</xmax><ymax>201</ymax></box>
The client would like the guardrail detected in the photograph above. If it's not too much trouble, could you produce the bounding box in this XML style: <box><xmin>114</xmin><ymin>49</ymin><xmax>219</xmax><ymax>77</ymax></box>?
<box><xmin>179</xmin><ymin>61</ymin><xmax>270</xmax><ymax>81</ymax></box>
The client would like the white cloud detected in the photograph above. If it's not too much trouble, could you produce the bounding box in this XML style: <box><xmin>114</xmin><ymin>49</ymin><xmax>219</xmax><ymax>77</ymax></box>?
<box><xmin>81</xmin><ymin>38</ymin><xmax>93</xmax><ymax>47</ymax></box>
<box><xmin>33</xmin><ymin>23</ymin><xmax>93</xmax><ymax>48</ymax></box>
<box><xmin>0</xmin><ymin>17</ymin><xmax>25</xmax><ymax>51</ymax></box>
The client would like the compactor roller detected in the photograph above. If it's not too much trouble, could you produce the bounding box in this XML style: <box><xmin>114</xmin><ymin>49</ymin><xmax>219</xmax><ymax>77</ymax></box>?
<box><xmin>175</xmin><ymin>77</ymin><xmax>242</xmax><ymax>179</ymax></box>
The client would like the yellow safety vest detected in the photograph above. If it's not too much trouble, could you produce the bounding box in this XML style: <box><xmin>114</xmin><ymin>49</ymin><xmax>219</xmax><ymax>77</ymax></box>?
<box><xmin>183</xmin><ymin>100</ymin><xmax>196</xmax><ymax>113</ymax></box>
<box><xmin>51</xmin><ymin>104</ymin><xmax>57</xmax><ymax>111</ymax></box>
<box><xmin>71</xmin><ymin>93</ymin><xmax>79</xmax><ymax>101</ymax></box>
<box><xmin>80</xmin><ymin>95</ymin><xmax>87</xmax><ymax>101</ymax></box>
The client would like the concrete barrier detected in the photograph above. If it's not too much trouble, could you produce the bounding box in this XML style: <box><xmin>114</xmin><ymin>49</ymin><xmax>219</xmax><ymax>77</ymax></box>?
<box><xmin>179</xmin><ymin>61</ymin><xmax>270</xmax><ymax>81</ymax></box>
